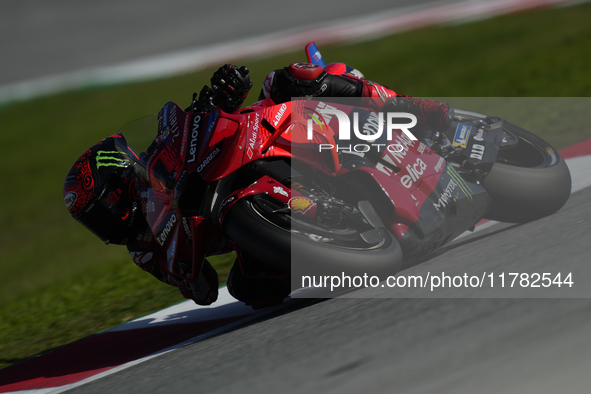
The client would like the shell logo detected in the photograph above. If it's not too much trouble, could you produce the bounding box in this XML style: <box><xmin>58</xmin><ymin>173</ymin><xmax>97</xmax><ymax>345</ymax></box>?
<box><xmin>288</xmin><ymin>196</ymin><xmax>316</xmax><ymax>214</ymax></box>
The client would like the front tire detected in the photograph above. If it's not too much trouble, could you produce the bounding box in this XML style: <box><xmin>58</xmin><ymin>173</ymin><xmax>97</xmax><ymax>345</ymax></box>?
<box><xmin>223</xmin><ymin>198</ymin><xmax>403</xmax><ymax>281</ymax></box>
<box><xmin>482</xmin><ymin>122</ymin><xmax>571</xmax><ymax>223</ymax></box>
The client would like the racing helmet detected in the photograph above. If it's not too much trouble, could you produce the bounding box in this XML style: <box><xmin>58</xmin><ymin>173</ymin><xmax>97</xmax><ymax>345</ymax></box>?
<box><xmin>63</xmin><ymin>134</ymin><xmax>144</xmax><ymax>245</ymax></box>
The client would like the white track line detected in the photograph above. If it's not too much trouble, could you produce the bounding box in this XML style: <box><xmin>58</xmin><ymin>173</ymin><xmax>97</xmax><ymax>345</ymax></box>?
<box><xmin>0</xmin><ymin>0</ymin><xmax>585</xmax><ymax>107</ymax></box>
<box><xmin>20</xmin><ymin>292</ymin><xmax>293</xmax><ymax>394</ymax></box>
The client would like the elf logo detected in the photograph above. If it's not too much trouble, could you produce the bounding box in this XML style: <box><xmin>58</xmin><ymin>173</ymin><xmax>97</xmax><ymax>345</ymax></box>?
<box><xmin>400</xmin><ymin>158</ymin><xmax>427</xmax><ymax>189</ymax></box>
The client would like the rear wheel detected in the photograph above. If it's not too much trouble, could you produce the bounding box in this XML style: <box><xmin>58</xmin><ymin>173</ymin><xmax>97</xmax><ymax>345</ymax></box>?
<box><xmin>482</xmin><ymin>122</ymin><xmax>571</xmax><ymax>222</ymax></box>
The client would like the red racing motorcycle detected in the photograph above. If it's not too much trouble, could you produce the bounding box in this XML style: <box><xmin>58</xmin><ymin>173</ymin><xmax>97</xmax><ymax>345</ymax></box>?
<box><xmin>114</xmin><ymin>44</ymin><xmax>571</xmax><ymax>291</ymax></box>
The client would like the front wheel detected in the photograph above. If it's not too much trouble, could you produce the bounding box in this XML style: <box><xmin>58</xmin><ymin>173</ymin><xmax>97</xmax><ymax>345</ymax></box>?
<box><xmin>482</xmin><ymin>122</ymin><xmax>571</xmax><ymax>223</ymax></box>
<box><xmin>223</xmin><ymin>197</ymin><xmax>403</xmax><ymax>282</ymax></box>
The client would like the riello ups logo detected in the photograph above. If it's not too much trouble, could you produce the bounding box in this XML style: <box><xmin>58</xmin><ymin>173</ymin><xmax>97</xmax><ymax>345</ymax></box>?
<box><xmin>306</xmin><ymin>102</ymin><xmax>418</xmax><ymax>154</ymax></box>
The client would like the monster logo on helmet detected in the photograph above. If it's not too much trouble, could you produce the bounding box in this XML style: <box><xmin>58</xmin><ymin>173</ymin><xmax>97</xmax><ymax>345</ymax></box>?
<box><xmin>63</xmin><ymin>135</ymin><xmax>145</xmax><ymax>245</ymax></box>
<box><xmin>95</xmin><ymin>150</ymin><xmax>130</xmax><ymax>169</ymax></box>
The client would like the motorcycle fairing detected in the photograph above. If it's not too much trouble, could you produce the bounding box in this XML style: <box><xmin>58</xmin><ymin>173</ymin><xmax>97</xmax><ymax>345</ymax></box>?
<box><xmin>136</xmin><ymin>102</ymin><xmax>216</xmax><ymax>280</ymax></box>
<box><xmin>444</xmin><ymin>117</ymin><xmax>504</xmax><ymax>175</ymax></box>
<box><xmin>216</xmin><ymin>175</ymin><xmax>317</xmax><ymax>225</ymax></box>
<box><xmin>352</xmin><ymin>139</ymin><xmax>489</xmax><ymax>260</ymax></box>
<box><xmin>134</xmin><ymin>97</ymin><xmax>493</xmax><ymax>278</ymax></box>
<box><xmin>195</xmin><ymin>102</ymin><xmax>296</xmax><ymax>181</ymax></box>
<box><xmin>134</xmin><ymin>101</ymin><xmax>297</xmax><ymax>280</ymax></box>
<box><xmin>220</xmin><ymin>98</ymin><xmax>490</xmax><ymax>261</ymax></box>
<box><xmin>186</xmin><ymin>109</ymin><xmax>245</xmax><ymax>181</ymax></box>
<box><xmin>358</xmin><ymin>135</ymin><xmax>444</xmax><ymax>216</ymax></box>
<box><xmin>403</xmin><ymin>163</ymin><xmax>490</xmax><ymax>258</ymax></box>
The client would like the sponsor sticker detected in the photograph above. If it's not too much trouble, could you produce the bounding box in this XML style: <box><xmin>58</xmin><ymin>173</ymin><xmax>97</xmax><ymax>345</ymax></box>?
<box><xmin>95</xmin><ymin>150</ymin><xmax>127</xmax><ymax>169</ymax></box>
<box><xmin>433</xmin><ymin>177</ymin><xmax>458</xmax><ymax>210</ymax></box>
<box><xmin>157</xmin><ymin>213</ymin><xmax>178</xmax><ymax>246</ymax></box>
<box><xmin>417</xmin><ymin>142</ymin><xmax>427</xmax><ymax>154</ymax></box>
<box><xmin>196</xmin><ymin>148</ymin><xmax>221</xmax><ymax>173</ymax></box>
<box><xmin>312</xmin><ymin>51</ymin><xmax>322</xmax><ymax>63</ymax></box>
<box><xmin>446</xmin><ymin>164</ymin><xmax>473</xmax><ymax>203</ymax></box>
<box><xmin>181</xmin><ymin>217</ymin><xmax>192</xmax><ymax>240</ymax></box>
<box><xmin>187</xmin><ymin>115</ymin><xmax>201</xmax><ymax>163</ymax></box>
<box><xmin>473</xmin><ymin>128</ymin><xmax>485</xmax><ymax>141</ymax></box>
<box><xmin>273</xmin><ymin>186</ymin><xmax>289</xmax><ymax>197</ymax></box>
<box><xmin>288</xmin><ymin>197</ymin><xmax>316</xmax><ymax>214</ymax></box>
<box><xmin>434</xmin><ymin>156</ymin><xmax>446</xmax><ymax>172</ymax></box>
<box><xmin>273</xmin><ymin>103</ymin><xmax>288</xmax><ymax>127</ymax></box>
<box><xmin>64</xmin><ymin>191</ymin><xmax>77</xmax><ymax>209</ymax></box>
<box><xmin>452</xmin><ymin>123</ymin><xmax>472</xmax><ymax>148</ymax></box>
<box><xmin>470</xmin><ymin>144</ymin><xmax>485</xmax><ymax>160</ymax></box>
<box><xmin>400</xmin><ymin>157</ymin><xmax>427</xmax><ymax>189</ymax></box>
<box><xmin>218</xmin><ymin>196</ymin><xmax>235</xmax><ymax>215</ymax></box>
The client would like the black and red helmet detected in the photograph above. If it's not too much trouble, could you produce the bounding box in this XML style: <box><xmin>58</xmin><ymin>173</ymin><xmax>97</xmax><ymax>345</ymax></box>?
<box><xmin>63</xmin><ymin>134</ymin><xmax>144</xmax><ymax>245</ymax></box>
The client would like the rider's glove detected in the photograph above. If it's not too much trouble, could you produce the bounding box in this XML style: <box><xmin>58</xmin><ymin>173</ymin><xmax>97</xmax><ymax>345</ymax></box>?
<box><xmin>179</xmin><ymin>260</ymin><xmax>219</xmax><ymax>306</ymax></box>
<box><xmin>187</xmin><ymin>64</ymin><xmax>253</xmax><ymax>113</ymax></box>
<box><xmin>210</xmin><ymin>64</ymin><xmax>253</xmax><ymax>113</ymax></box>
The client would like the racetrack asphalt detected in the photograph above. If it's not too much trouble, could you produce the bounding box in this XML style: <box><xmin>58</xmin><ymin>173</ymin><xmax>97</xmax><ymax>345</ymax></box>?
<box><xmin>70</xmin><ymin>181</ymin><xmax>591</xmax><ymax>393</ymax></box>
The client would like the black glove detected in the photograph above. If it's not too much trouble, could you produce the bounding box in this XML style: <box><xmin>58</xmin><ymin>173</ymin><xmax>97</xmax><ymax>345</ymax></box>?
<box><xmin>187</xmin><ymin>64</ymin><xmax>253</xmax><ymax>113</ymax></box>
<box><xmin>210</xmin><ymin>64</ymin><xmax>253</xmax><ymax>113</ymax></box>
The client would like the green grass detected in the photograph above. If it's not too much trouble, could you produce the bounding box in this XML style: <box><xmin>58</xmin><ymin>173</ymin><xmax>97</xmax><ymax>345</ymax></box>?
<box><xmin>1</xmin><ymin>2</ymin><xmax>591</xmax><ymax>370</ymax></box>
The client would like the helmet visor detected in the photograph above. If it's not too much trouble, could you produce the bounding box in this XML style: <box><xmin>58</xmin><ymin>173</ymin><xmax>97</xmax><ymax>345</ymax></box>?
<box><xmin>76</xmin><ymin>200</ymin><xmax>132</xmax><ymax>244</ymax></box>
<box><xmin>75</xmin><ymin>176</ymin><xmax>139</xmax><ymax>245</ymax></box>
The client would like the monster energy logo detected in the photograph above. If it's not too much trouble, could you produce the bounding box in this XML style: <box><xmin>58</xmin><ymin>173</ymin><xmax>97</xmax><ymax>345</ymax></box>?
<box><xmin>96</xmin><ymin>150</ymin><xmax>128</xmax><ymax>169</ymax></box>
<box><xmin>446</xmin><ymin>164</ymin><xmax>473</xmax><ymax>203</ymax></box>
<box><xmin>305</xmin><ymin>112</ymin><xmax>325</xmax><ymax>131</ymax></box>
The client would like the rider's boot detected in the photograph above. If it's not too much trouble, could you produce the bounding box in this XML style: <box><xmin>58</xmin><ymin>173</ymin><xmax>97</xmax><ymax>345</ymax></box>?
<box><xmin>226</xmin><ymin>252</ymin><xmax>290</xmax><ymax>309</ymax></box>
